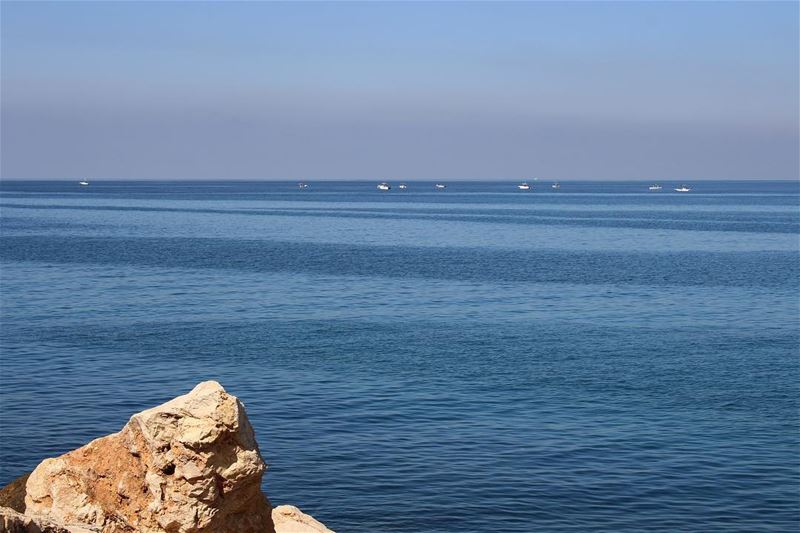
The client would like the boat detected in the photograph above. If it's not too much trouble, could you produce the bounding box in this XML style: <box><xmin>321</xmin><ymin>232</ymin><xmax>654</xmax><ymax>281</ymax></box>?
<box><xmin>398</xmin><ymin>183</ymin><xmax>408</xmax><ymax>190</ymax></box>
<box><xmin>79</xmin><ymin>180</ymin><xmax>89</xmax><ymax>186</ymax></box>
<box><xmin>435</xmin><ymin>183</ymin><xmax>446</xmax><ymax>190</ymax></box>
<box><xmin>551</xmin><ymin>182</ymin><xmax>560</xmax><ymax>189</ymax></box>
<box><xmin>377</xmin><ymin>182</ymin><xmax>391</xmax><ymax>191</ymax></box>
<box><xmin>518</xmin><ymin>182</ymin><xmax>531</xmax><ymax>190</ymax></box>
<box><xmin>674</xmin><ymin>185</ymin><xmax>691</xmax><ymax>192</ymax></box>
<box><xmin>297</xmin><ymin>182</ymin><xmax>309</xmax><ymax>189</ymax></box>
<box><xmin>648</xmin><ymin>184</ymin><xmax>662</xmax><ymax>191</ymax></box>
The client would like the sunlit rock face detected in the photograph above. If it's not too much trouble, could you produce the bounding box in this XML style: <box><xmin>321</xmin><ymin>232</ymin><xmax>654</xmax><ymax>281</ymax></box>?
<box><xmin>271</xmin><ymin>505</ymin><xmax>334</xmax><ymax>533</ymax></box>
<box><xmin>24</xmin><ymin>381</ymin><xmax>275</xmax><ymax>533</ymax></box>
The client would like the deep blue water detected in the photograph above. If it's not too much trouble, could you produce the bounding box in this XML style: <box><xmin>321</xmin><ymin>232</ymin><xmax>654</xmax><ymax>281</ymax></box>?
<box><xmin>0</xmin><ymin>180</ymin><xmax>798</xmax><ymax>532</ymax></box>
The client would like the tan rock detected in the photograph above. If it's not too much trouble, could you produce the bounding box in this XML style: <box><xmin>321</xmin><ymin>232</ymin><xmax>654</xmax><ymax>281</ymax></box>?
<box><xmin>24</xmin><ymin>381</ymin><xmax>275</xmax><ymax>533</ymax></box>
<box><xmin>272</xmin><ymin>506</ymin><xmax>334</xmax><ymax>533</ymax></box>
<box><xmin>1</xmin><ymin>505</ymin><xmax>98</xmax><ymax>533</ymax></box>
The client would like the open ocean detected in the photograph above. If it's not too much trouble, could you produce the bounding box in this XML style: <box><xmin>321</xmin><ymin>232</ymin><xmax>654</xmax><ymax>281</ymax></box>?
<box><xmin>0</xmin><ymin>180</ymin><xmax>798</xmax><ymax>532</ymax></box>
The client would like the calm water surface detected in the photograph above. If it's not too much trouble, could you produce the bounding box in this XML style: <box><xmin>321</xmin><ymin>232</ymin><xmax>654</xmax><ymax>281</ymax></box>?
<box><xmin>1</xmin><ymin>180</ymin><xmax>798</xmax><ymax>532</ymax></box>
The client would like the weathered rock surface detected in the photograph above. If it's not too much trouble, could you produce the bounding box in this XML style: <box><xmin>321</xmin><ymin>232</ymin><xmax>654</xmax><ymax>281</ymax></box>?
<box><xmin>0</xmin><ymin>474</ymin><xmax>28</xmax><ymax>514</ymax></box>
<box><xmin>23</xmin><ymin>381</ymin><xmax>274</xmax><ymax>533</ymax></box>
<box><xmin>0</xmin><ymin>505</ymin><xmax>98</xmax><ymax>533</ymax></box>
<box><xmin>1</xmin><ymin>504</ymin><xmax>331</xmax><ymax>533</ymax></box>
<box><xmin>2</xmin><ymin>382</ymin><xmax>333</xmax><ymax>533</ymax></box>
<box><xmin>271</xmin><ymin>506</ymin><xmax>334</xmax><ymax>533</ymax></box>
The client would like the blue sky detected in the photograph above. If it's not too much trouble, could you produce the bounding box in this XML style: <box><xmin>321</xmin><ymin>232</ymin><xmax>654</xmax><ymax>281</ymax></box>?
<box><xmin>1</xmin><ymin>1</ymin><xmax>798</xmax><ymax>180</ymax></box>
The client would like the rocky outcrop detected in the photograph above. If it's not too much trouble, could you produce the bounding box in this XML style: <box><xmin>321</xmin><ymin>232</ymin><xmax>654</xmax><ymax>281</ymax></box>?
<box><xmin>0</xmin><ymin>505</ymin><xmax>98</xmax><ymax>533</ymax></box>
<box><xmin>271</xmin><ymin>506</ymin><xmax>334</xmax><ymax>533</ymax></box>
<box><xmin>0</xmin><ymin>475</ymin><xmax>28</xmax><ymax>515</ymax></box>
<box><xmin>0</xmin><ymin>504</ymin><xmax>331</xmax><ymax>533</ymax></box>
<box><xmin>4</xmin><ymin>381</ymin><xmax>333</xmax><ymax>533</ymax></box>
<box><xmin>24</xmin><ymin>381</ymin><xmax>271</xmax><ymax>533</ymax></box>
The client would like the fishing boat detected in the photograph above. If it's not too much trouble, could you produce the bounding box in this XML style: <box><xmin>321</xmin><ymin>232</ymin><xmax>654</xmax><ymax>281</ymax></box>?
<box><xmin>674</xmin><ymin>185</ymin><xmax>691</xmax><ymax>192</ymax></box>
<box><xmin>297</xmin><ymin>182</ymin><xmax>309</xmax><ymax>189</ymax></box>
<box><xmin>518</xmin><ymin>182</ymin><xmax>531</xmax><ymax>190</ymax></box>
<box><xmin>648</xmin><ymin>184</ymin><xmax>662</xmax><ymax>191</ymax></box>
<box><xmin>398</xmin><ymin>183</ymin><xmax>408</xmax><ymax>190</ymax></box>
<box><xmin>377</xmin><ymin>182</ymin><xmax>391</xmax><ymax>191</ymax></box>
<box><xmin>435</xmin><ymin>183</ymin><xmax>447</xmax><ymax>190</ymax></box>
<box><xmin>79</xmin><ymin>180</ymin><xmax>89</xmax><ymax>186</ymax></box>
<box><xmin>551</xmin><ymin>182</ymin><xmax>560</xmax><ymax>190</ymax></box>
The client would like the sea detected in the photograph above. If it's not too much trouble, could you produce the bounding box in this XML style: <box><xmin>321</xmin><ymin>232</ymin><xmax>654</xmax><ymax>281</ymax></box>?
<box><xmin>0</xmin><ymin>180</ymin><xmax>798</xmax><ymax>532</ymax></box>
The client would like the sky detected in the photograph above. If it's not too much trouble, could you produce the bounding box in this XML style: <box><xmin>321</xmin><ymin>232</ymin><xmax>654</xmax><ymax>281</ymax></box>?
<box><xmin>1</xmin><ymin>1</ymin><xmax>798</xmax><ymax>180</ymax></box>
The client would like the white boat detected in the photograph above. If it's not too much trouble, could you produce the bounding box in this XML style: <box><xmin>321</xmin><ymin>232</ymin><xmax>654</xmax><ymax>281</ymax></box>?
<box><xmin>398</xmin><ymin>183</ymin><xmax>408</xmax><ymax>190</ymax></box>
<box><xmin>79</xmin><ymin>180</ymin><xmax>89</xmax><ymax>186</ymax></box>
<box><xmin>674</xmin><ymin>185</ymin><xmax>691</xmax><ymax>192</ymax></box>
<box><xmin>297</xmin><ymin>182</ymin><xmax>309</xmax><ymax>189</ymax></box>
<box><xmin>551</xmin><ymin>182</ymin><xmax>560</xmax><ymax>189</ymax></box>
<box><xmin>518</xmin><ymin>182</ymin><xmax>531</xmax><ymax>190</ymax></box>
<box><xmin>377</xmin><ymin>182</ymin><xmax>391</xmax><ymax>191</ymax></box>
<box><xmin>648</xmin><ymin>184</ymin><xmax>662</xmax><ymax>191</ymax></box>
<box><xmin>435</xmin><ymin>183</ymin><xmax>446</xmax><ymax>190</ymax></box>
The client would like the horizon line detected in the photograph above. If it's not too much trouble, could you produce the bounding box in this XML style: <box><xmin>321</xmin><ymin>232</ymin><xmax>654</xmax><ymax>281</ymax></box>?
<box><xmin>2</xmin><ymin>177</ymin><xmax>798</xmax><ymax>182</ymax></box>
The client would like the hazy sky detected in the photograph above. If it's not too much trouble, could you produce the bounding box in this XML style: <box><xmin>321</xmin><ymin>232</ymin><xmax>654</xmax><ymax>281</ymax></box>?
<box><xmin>1</xmin><ymin>1</ymin><xmax>798</xmax><ymax>180</ymax></box>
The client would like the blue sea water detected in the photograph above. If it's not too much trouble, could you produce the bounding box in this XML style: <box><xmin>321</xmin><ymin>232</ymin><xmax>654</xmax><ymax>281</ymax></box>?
<box><xmin>0</xmin><ymin>180</ymin><xmax>798</xmax><ymax>532</ymax></box>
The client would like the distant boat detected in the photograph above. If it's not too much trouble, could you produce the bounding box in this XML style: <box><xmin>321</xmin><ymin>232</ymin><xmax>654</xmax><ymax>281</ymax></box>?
<box><xmin>435</xmin><ymin>183</ymin><xmax>447</xmax><ymax>190</ymax></box>
<box><xmin>79</xmin><ymin>180</ymin><xmax>89</xmax><ymax>186</ymax></box>
<box><xmin>377</xmin><ymin>182</ymin><xmax>391</xmax><ymax>191</ymax></box>
<box><xmin>551</xmin><ymin>182</ymin><xmax>560</xmax><ymax>190</ymax></box>
<box><xmin>648</xmin><ymin>184</ymin><xmax>662</xmax><ymax>191</ymax></box>
<box><xmin>398</xmin><ymin>183</ymin><xmax>408</xmax><ymax>190</ymax></box>
<box><xmin>518</xmin><ymin>182</ymin><xmax>531</xmax><ymax>190</ymax></box>
<box><xmin>297</xmin><ymin>182</ymin><xmax>309</xmax><ymax>189</ymax></box>
<box><xmin>675</xmin><ymin>185</ymin><xmax>691</xmax><ymax>192</ymax></box>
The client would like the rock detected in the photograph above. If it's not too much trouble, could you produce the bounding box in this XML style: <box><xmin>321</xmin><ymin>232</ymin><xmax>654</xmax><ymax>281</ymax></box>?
<box><xmin>4</xmin><ymin>382</ymin><xmax>333</xmax><ymax>533</ymax></box>
<box><xmin>0</xmin><ymin>505</ymin><xmax>98</xmax><ymax>533</ymax></box>
<box><xmin>0</xmin><ymin>474</ymin><xmax>28</xmax><ymax>513</ymax></box>
<box><xmin>271</xmin><ymin>506</ymin><xmax>335</xmax><ymax>533</ymax></box>
<box><xmin>24</xmin><ymin>381</ymin><xmax>275</xmax><ymax>533</ymax></box>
